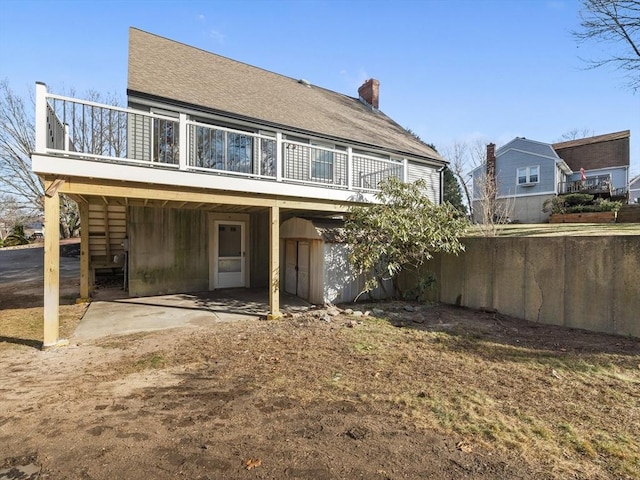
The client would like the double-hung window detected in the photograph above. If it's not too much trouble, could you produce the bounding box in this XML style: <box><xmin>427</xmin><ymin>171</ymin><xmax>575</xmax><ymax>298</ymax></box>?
<box><xmin>517</xmin><ymin>166</ymin><xmax>539</xmax><ymax>185</ymax></box>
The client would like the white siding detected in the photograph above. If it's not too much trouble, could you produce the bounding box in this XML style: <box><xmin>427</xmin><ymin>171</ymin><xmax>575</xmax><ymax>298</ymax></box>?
<box><xmin>407</xmin><ymin>161</ymin><xmax>440</xmax><ymax>204</ymax></box>
<box><xmin>323</xmin><ymin>243</ymin><xmax>391</xmax><ymax>304</ymax></box>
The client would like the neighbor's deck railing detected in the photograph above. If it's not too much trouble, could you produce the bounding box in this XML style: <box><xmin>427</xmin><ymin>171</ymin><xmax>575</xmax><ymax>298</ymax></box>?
<box><xmin>558</xmin><ymin>174</ymin><xmax>615</xmax><ymax>195</ymax></box>
<box><xmin>35</xmin><ymin>83</ymin><xmax>406</xmax><ymax>192</ymax></box>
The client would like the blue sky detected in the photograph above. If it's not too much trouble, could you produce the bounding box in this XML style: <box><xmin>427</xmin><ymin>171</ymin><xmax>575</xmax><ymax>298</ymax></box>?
<box><xmin>1</xmin><ymin>0</ymin><xmax>638</xmax><ymax>175</ymax></box>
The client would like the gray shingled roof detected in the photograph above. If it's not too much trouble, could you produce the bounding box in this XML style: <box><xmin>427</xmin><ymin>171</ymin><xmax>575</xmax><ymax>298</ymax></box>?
<box><xmin>127</xmin><ymin>28</ymin><xmax>443</xmax><ymax>163</ymax></box>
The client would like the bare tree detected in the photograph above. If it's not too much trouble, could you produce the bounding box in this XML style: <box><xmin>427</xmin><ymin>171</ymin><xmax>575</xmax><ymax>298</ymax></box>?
<box><xmin>444</xmin><ymin>141</ymin><xmax>472</xmax><ymax>217</ymax></box>
<box><xmin>0</xmin><ymin>80</ymin><xmax>43</xmax><ymax>215</ymax></box>
<box><xmin>473</xmin><ymin>172</ymin><xmax>514</xmax><ymax>236</ymax></box>
<box><xmin>558</xmin><ymin>128</ymin><xmax>596</xmax><ymax>141</ymax></box>
<box><xmin>442</xmin><ymin>139</ymin><xmax>489</xmax><ymax>219</ymax></box>
<box><xmin>0</xmin><ymin>80</ymin><xmax>124</xmax><ymax>238</ymax></box>
<box><xmin>573</xmin><ymin>0</ymin><xmax>640</xmax><ymax>91</ymax></box>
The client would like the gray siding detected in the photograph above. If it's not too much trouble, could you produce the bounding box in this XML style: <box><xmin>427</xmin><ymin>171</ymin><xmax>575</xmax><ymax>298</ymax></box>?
<box><xmin>500</xmin><ymin>138</ymin><xmax>558</xmax><ymax>158</ymax></box>
<box><xmin>129</xmin><ymin>207</ymin><xmax>208</xmax><ymax>296</ymax></box>
<box><xmin>127</xmin><ymin>113</ymin><xmax>152</xmax><ymax>162</ymax></box>
<box><xmin>495</xmin><ymin>150</ymin><xmax>556</xmax><ymax>197</ymax></box>
<box><xmin>630</xmin><ymin>176</ymin><xmax>640</xmax><ymax>204</ymax></box>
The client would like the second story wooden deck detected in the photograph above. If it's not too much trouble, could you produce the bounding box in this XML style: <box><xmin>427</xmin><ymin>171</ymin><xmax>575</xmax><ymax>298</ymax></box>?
<box><xmin>33</xmin><ymin>84</ymin><xmax>442</xmax><ymax>207</ymax></box>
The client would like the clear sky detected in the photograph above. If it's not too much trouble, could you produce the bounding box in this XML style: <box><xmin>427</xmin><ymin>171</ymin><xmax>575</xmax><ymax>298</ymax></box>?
<box><xmin>1</xmin><ymin>0</ymin><xmax>638</xmax><ymax>175</ymax></box>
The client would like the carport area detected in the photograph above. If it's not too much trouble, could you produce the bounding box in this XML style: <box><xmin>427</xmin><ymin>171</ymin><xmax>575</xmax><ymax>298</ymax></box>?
<box><xmin>73</xmin><ymin>288</ymin><xmax>311</xmax><ymax>342</ymax></box>
<box><xmin>35</xmin><ymin>175</ymin><xmax>352</xmax><ymax>348</ymax></box>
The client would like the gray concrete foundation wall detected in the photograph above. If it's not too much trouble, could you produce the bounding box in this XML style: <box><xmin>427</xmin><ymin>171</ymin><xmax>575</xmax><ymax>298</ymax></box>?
<box><xmin>422</xmin><ymin>236</ymin><xmax>640</xmax><ymax>338</ymax></box>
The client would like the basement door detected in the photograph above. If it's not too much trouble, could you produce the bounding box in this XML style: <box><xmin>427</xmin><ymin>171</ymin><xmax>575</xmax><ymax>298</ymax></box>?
<box><xmin>284</xmin><ymin>240</ymin><xmax>310</xmax><ymax>300</ymax></box>
<box><xmin>213</xmin><ymin>221</ymin><xmax>245</xmax><ymax>288</ymax></box>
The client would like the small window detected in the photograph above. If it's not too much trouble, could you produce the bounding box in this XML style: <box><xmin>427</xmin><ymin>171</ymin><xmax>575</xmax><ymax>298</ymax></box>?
<box><xmin>517</xmin><ymin>166</ymin><xmax>539</xmax><ymax>185</ymax></box>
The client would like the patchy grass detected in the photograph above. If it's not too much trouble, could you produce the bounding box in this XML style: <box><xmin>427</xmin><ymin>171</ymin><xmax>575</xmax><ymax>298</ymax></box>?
<box><xmin>0</xmin><ymin>304</ymin><xmax>87</xmax><ymax>350</ymax></box>
<box><xmin>210</xmin><ymin>312</ymin><xmax>637</xmax><ymax>479</ymax></box>
<box><xmin>324</xmin><ymin>315</ymin><xmax>640</xmax><ymax>478</ymax></box>
<box><xmin>1</xmin><ymin>301</ymin><xmax>637</xmax><ymax>478</ymax></box>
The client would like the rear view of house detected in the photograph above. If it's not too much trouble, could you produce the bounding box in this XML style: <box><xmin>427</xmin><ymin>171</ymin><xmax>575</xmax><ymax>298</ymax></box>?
<box><xmin>31</xmin><ymin>28</ymin><xmax>446</xmax><ymax>346</ymax></box>
<box><xmin>472</xmin><ymin>131</ymin><xmax>631</xmax><ymax>224</ymax></box>
<box><xmin>471</xmin><ymin>138</ymin><xmax>572</xmax><ymax>223</ymax></box>
<box><xmin>553</xmin><ymin>131</ymin><xmax>630</xmax><ymax>200</ymax></box>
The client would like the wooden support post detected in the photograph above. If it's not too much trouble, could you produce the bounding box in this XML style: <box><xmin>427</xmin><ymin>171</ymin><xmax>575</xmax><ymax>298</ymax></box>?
<box><xmin>267</xmin><ymin>205</ymin><xmax>280</xmax><ymax>319</ymax></box>
<box><xmin>78</xmin><ymin>200</ymin><xmax>90</xmax><ymax>301</ymax></box>
<box><xmin>43</xmin><ymin>188</ymin><xmax>60</xmax><ymax>348</ymax></box>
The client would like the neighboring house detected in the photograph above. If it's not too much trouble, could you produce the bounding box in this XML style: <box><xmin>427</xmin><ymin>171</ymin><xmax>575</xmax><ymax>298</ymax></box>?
<box><xmin>24</xmin><ymin>221</ymin><xmax>44</xmax><ymax>239</ymax></box>
<box><xmin>471</xmin><ymin>131</ymin><xmax>631</xmax><ymax>223</ymax></box>
<box><xmin>31</xmin><ymin>28</ymin><xmax>446</xmax><ymax>346</ymax></box>
<box><xmin>630</xmin><ymin>175</ymin><xmax>640</xmax><ymax>204</ymax></box>
<box><xmin>552</xmin><ymin>130</ymin><xmax>630</xmax><ymax>200</ymax></box>
<box><xmin>471</xmin><ymin>138</ymin><xmax>572</xmax><ymax>223</ymax></box>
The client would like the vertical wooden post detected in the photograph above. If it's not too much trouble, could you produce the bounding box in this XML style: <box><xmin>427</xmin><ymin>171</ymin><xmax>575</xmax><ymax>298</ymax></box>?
<box><xmin>268</xmin><ymin>205</ymin><xmax>280</xmax><ymax>319</ymax></box>
<box><xmin>79</xmin><ymin>200</ymin><xmax>90</xmax><ymax>300</ymax></box>
<box><xmin>43</xmin><ymin>187</ymin><xmax>60</xmax><ymax>348</ymax></box>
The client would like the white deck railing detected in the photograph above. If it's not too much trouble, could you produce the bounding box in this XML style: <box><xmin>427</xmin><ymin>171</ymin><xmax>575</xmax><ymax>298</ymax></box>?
<box><xmin>35</xmin><ymin>83</ymin><xmax>405</xmax><ymax>192</ymax></box>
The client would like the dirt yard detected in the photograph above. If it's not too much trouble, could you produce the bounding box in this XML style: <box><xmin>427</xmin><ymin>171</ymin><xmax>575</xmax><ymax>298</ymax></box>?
<box><xmin>0</xmin><ymin>271</ymin><xmax>639</xmax><ymax>479</ymax></box>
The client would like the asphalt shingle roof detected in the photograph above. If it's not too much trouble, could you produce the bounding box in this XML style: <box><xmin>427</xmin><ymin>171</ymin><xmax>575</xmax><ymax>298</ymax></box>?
<box><xmin>552</xmin><ymin>130</ymin><xmax>630</xmax><ymax>171</ymax></box>
<box><xmin>127</xmin><ymin>28</ymin><xmax>443</xmax><ymax>163</ymax></box>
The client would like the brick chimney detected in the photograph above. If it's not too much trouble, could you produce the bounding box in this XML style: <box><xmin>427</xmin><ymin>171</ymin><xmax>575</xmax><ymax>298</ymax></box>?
<box><xmin>358</xmin><ymin>79</ymin><xmax>380</xmax><ymax>109</ymax></box>
<box><xmin>486</xmin><ymin>143</ymin><xmax>496</xmax><ymax>178</ymax></box>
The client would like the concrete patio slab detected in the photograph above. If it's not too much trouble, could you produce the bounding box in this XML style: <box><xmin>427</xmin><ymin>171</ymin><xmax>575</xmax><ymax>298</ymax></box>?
<box><xmin>73</xmin><ymin>289</ymin><xmax>312</xmax><ymax>342</ymax></box>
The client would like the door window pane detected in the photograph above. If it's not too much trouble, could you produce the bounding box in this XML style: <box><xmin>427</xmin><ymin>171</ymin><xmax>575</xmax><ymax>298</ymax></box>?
<box><xmin>218</xmin><ymin>224</ymin><xmax>241</xmax><ymax>257</ymax></box>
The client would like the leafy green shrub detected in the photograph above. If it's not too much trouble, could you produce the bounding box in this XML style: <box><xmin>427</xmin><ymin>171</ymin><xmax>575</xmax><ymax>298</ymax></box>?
<box><xmin>593</xmin><ymin>198</ymin><xmax>622</xmax><ymax>212</ymax></box>
<box><xmin>563</xmin><ymin>193</ymin><xmax>594</xmax><ymax>206</ymax></box>
<box><xmin>346</xmin><ymin>177</ymin><xmax>468</xmax><ymax>300</ymax></box>
<box><xmin>543</xmin><ymin>194</ymin><xmax>621</xmax><ymax>215</ymax></box>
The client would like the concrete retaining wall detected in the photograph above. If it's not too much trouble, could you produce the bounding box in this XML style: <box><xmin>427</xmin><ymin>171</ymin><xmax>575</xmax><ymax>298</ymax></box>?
<box><xmin>421</xmin><ymin>236</ymin><xmax>640</xmax><ymax>338</ymax></box>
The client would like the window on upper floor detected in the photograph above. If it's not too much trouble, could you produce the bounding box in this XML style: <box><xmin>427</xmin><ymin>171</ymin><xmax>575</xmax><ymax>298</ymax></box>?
<box><xmin>192</xmin><ymin>126</ymin><xmax>253</xmax><ymax>174</ymax></box>
<box><xmin>517</xmin><ymin>166</ymin><xmax>539</xmax><ymax>185</ymax></box>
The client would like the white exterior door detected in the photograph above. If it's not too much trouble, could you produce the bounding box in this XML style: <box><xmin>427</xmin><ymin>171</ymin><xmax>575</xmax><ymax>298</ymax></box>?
<box><xmin>214</xmin><ymin>221</ymin><xmax>245</xmax><ymax>288</ymax></box>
